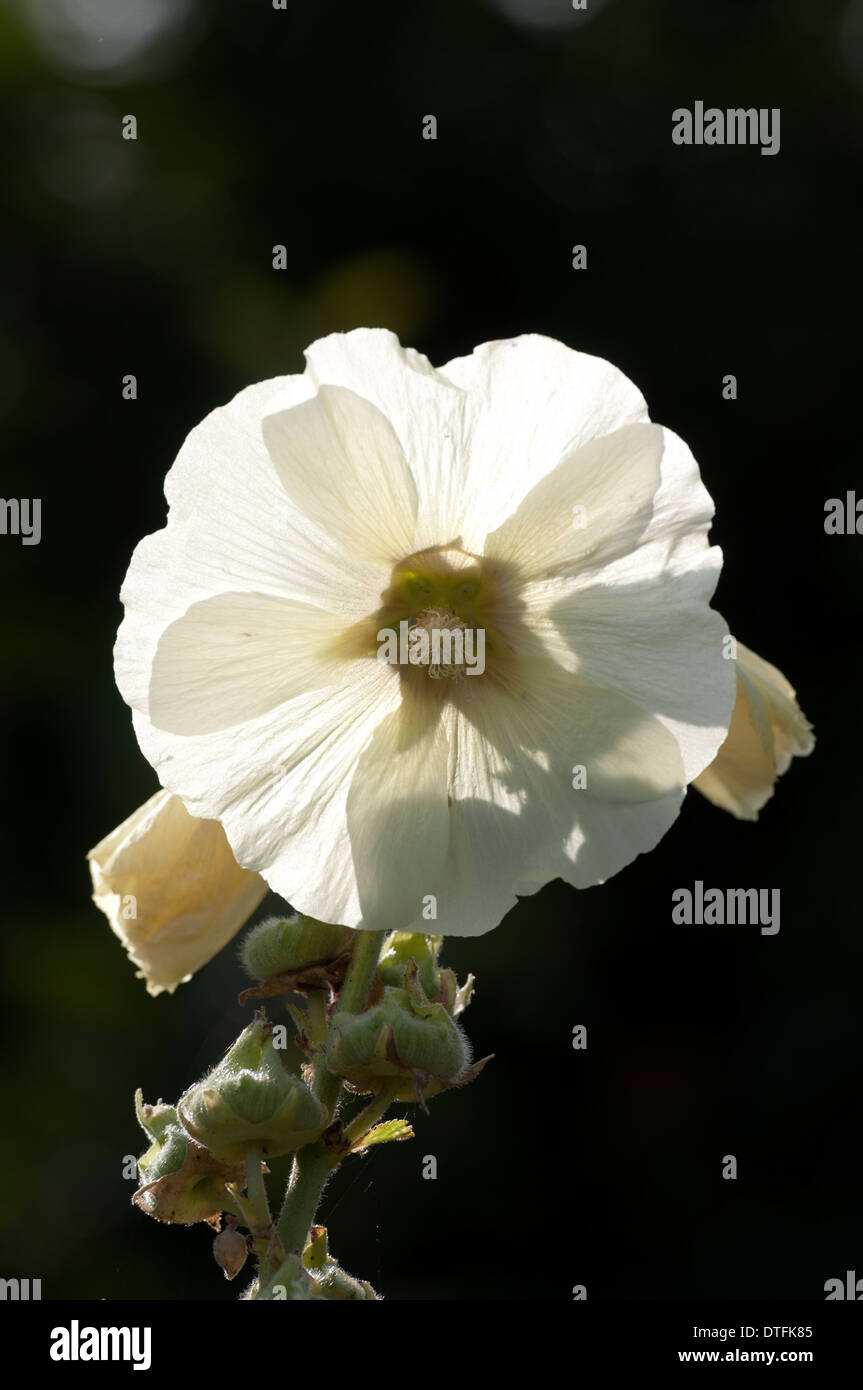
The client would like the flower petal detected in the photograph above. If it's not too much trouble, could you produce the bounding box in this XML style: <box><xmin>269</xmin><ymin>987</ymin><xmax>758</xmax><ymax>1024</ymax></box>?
<box><xmin>88</xmin><ymin>791</ymin><xmax>268</xmax><ymax>995</ymax></box>
<box><xmin>518</xmin><ymin>426</ymin><xmax>734</xmax><ymax>784</ymax></box>
<box><xmin>484</xmin><ymin>422</ymin><xmax>664</xmax><ymax>579</ymax></box>
<box><xmin>438</xmin><ymin>334</ymin><xmax>650</xmax><ymax>549</ymax></box>
<box><xmin>115</xmin><ymin>377</ymin><xmax>389</xmax><ymax>724</ymax></box>
<box><xmin>148</xmin><ymin>592</ymin><xmax>349</xmax><ymax>736</ymax></box>
<box><xmin>261</xmin><ymin>385</ymin><xmax>419</xmax><ymax>566</ymax></box>
<box><xmin>346</xmin><ymin>697</ymin><xmax>451</xmax><ymax>930</ymax></box>
<box><xmin>394</xmin><ymin>662</ymin><xmax>687</xmax><ymax>937</ymax></box>
<box><xmin>130</xmin><ymin>658</ymin><xmax>405</xmax><ymax>930</ymax></box>
<box><xmin>302</xmin><ymin>329</ymin><xmax>470</xmax><ymax>550</ymax></box>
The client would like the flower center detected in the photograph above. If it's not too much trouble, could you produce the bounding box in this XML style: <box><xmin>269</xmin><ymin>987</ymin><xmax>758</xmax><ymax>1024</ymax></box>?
<box><xmin>409</xmin><ymin>606</ymin><xmax>477</xmax><ymax>680</ymax></box>
<box><xmin>328</xmin><ymin>543</ymin><xmax>527</xmax><ymax>703</ymax></box>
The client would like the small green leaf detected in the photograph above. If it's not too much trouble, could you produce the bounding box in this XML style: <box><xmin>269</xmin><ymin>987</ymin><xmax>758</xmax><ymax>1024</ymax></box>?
<box><xmin>350</xmin><ymin>1118</ymin><xmax>414</xmax><ymax>1152</ymax></box>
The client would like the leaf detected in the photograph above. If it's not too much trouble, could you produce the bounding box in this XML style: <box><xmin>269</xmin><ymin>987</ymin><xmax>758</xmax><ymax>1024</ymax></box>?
<box><xmin>349</xmin><ymin>1118</ymin><xmax>414</xmax><ymax>1152</ymax></box>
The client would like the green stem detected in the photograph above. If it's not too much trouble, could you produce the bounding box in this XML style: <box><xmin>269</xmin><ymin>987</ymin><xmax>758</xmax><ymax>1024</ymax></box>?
<box><xmin>256</xmin><ymin>1252</ymin><xmax>308</xmax><ymax>1302</ymax></box>
<box><xmin>275</xmin><ymin>1143</ymin><xmax>338</xmax><ymax>1264</ymax></box>
<box><xmin>251</xmin><ymin>1235</ymin><xmax>271</xmax><ymax>1262</ymax></box>
<box><xmin>304</xmin><ymin>990</ymin><xmax>328</xmax><ymax>1048</ymax></box>
<box><xmin>310</xmin><ymin>927</ymin><xmax>386</xmax><ymax>1118</ymax></box>
<box><xmin>225</xmin><ymin>1187</ymin><xmax>259</xmax><ymax>1230</ymax></box>
<box><xmin>338</xmin><ymin>929</ymin><xmax>386</xmax><ymax>1014</ymax></box>
<box><xmin>271</xmin><ymin>928</ymin><xmax>385</xmax><ymax>1270</ymax></box>
<box><xmin>244</xmin><ymin>1144</ymin><xmax>271</xmax><ymax>1233</ymax></box>
<box><xmin>219</xmin><ymin>1191</ymin><xmax>246</xmax><ymax>1224</ymax></box>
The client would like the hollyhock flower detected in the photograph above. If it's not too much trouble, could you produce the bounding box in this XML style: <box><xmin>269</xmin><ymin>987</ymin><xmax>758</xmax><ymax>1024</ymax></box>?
<box><xmin>113</xmin><ymin>330</ymin><xmax>735</xmax><ymax>937</ymax></box>
<box><xmin>88</xmin><ymin>789</ymin><xmax>267</xmax><ymax>994</ymax></box>
<box><xmin>692</xmin><ymin>641</ymin><xmax>814</xmax><ymax>820</ymax></box>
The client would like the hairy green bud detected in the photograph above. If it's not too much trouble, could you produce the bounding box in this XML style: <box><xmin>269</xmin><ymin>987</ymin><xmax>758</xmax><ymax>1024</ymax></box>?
<box><xmin>303</xmin><ymin>1225</ymin><xmax>378</xmax><ymax>1300</ymax></box>
<box><xmin>240</xmin><ymin>913</ymin><xmax>352</xmax><ymax>981</ymax></box>
<box><xmin>177</xmin><ymin>1017</ymin><xmax>326</xmax><ymax>1163</ymax></box>
<box><xmin>377</xmin><ymin>932</ymin><xmax>472</xmax><ymax>1016</ymax></box>
<box><xmin>325</xmin><ymin>975</ymin><xmax>470</xmax><ymax>1100</ymax></box>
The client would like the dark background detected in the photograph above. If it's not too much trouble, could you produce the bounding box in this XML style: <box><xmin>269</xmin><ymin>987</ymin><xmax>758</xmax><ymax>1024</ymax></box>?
<box><xmin>0</xmin><ymin>0</ymin><xmax>861</xmax><ymax>1301</ymax></box>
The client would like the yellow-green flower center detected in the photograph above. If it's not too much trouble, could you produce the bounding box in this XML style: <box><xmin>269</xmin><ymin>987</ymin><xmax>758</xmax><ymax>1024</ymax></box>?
<box><xmin>328</xmin><ymin>544</ymin><xmax>528</xmax><ymax>704</ymax></box>
<box><xmin>380</xmin><ymin>548</ymin><xmax>487</xmax><ymax>683</ymax></box>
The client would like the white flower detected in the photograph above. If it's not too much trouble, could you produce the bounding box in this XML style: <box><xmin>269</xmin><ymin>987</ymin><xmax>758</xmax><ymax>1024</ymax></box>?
<box><xmin>88</xmin><ymin>790</ymin><xmax>267</xmax><ymax>994</ymax></box>
<box><xmin>114</xmin><ymin>330</ymin><xmax>735</xmax><ymax>936</ymax></box>
<box><xmin>692</xmin><ymin>641</ymin><xmax>814</xmax><ymax>820</ymax></box>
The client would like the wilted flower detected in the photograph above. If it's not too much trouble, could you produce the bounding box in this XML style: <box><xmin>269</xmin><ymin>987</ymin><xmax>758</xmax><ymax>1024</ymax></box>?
<box><xmin>692</xmin><ymin>641</ymin><xmax>814</xmax><ymax>820</ymax></box>
<box><xmin>87</xmin><ymin>789</ymin><xmax>267</xmax><ymax>995</ymax></box>
<box><xmin>113</xmin><ymin>330</ymin><xmax>735</xmax><ymax>937</ymax></box>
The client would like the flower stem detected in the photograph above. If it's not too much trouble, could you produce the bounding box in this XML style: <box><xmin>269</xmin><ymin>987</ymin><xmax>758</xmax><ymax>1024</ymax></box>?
<box><xmin>244</xmin><ymin>1144</ymin><xmax>271</xmax><ymax>1234</ymax></box>
<box><xmin>271</xmin><ymin>928</ymin><xmax>386</xmax><ymax>1270</ymax></box>
<box><xmin>338</xmin><ymin>928</ymin><xmax>386</xmax><ymax>1014</ymax></box>
<box><xmin>342</xmin><ymin>1079</ymin><xmax>402</xmax><ymax>1150</ymax></box>
<box><xmin>274</xmin><ymin>1143</ymin><xmax>338</xmax><ymax>1262</ymax></box>
<box><xmin>304</xmin><ymin>990</ymin><xmax>328</xmax><ymax>1047</ymax></box>
<box><xmin>309</xmin><ymin>927</ymin><xmax>386</xmax><ymax>1118</ymax></box>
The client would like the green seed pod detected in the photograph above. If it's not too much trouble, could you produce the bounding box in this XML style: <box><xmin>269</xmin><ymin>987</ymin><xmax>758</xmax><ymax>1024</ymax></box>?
<box><xmin>177</xmin><ymin>1017</ymin><xmax>327</xmax><ymax>1163</ymax></box>
<box><xmin>240</xmin><ymin>913</ymin><xmax>352</xmax><ymax>981</ymax></box>
<box><xmin>133</xmin><ymin>1089</ymin><xmax>244</xmax><ymax>1225</ymax></box>
<box><xmin>325</xmin><ymin>984</ymin><xmax>469</xmax><ymax>1100</ymax></box>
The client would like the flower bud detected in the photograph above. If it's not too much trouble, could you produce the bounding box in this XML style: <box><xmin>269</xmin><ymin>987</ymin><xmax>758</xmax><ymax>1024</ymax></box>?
<box><xmin>377</xmin><ymin>931</ymin><xmax>440</xmax><ymax>993</ymax></box>
<box><xmin>177</xmin><ymin>1016</ymin><xmax>327</xmax><ymax>1163</ymax></box>
<box><xmin>240</xmin><ymin>913</ymin><xmax>353</xmax><ymax>981</ymax></box>
<box><xmin>325</xmin><ymin>980</ymin><xmax>470</xmax><ymax>1101</ymax></box>
<box><xmin>316</xmin><ymin>1266</ymin><xmax>378</xmax><ymax>1300</ymax></box>
<box><xmin>303</xmin><ymin>1226</ymin><xmax>377</xmax><ymax>1300</ymax></box>
<box><xmin>133</xmin><ymin>1089</ymin><xmax>244</xmax><ymax>1225</ymax></box>
<box><xmin>136</xmin><ymin>1092</ymin><xmax>177</xmax><ymax>1142</ymax></box>
<box><xmin>377</xmin><ymin>932</ymin><xmax>467</xmax><ymax>1015</ymax></box>
<box><xmin>135</xmin><ymin>1094</ymin><xmax>187</xmax><ymax>1187</ymax></box>
<box><xmin>692</xmin><ymin>640</ymin><xmax>814</xmax><ymax>820</ymax></box>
